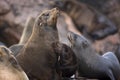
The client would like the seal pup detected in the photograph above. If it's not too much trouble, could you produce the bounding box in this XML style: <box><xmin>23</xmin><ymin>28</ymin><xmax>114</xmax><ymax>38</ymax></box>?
<box><xmin>51</xmin><ymin>0</ymin><xmax>117</xmax><ymax>40</ymax></box>
<box><xmin>52</xmin><ymin>42</ymin><xmax>77</xmax><ymax>78</ymax></box>
<box><xmin>67</xmin><ymin>31</ymin><xmax>120</xmax><ymax>80</ymax></box>
<box><xmin>0</xmin><ymin>46</ymin><xmax>29</xmax><ymax>80</ymax></box>
<box><xmin>9</xmin><ymin>17</ymin><xmax>35</xmax><ymax>56</ymax></box>
<box><xmin>16</xmin><ymin>8</ymin><xmax>60</xmax><ymax>80</ymax></box>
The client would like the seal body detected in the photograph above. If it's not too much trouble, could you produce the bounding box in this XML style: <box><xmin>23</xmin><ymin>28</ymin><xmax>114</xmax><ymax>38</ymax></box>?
<box><xmin>0</xmin><ymin>46</ymin><xmax>29</xmax><ymax>80</ymax></box>
<box><xmin>16</xmin><ymin>8</ymin><xmax>60</xmax><ymax>80</ymax></box>
<box><xmin>68</xmin><ymin>31</ymin><xmax>120</xmax><ymax>80</ymax></box>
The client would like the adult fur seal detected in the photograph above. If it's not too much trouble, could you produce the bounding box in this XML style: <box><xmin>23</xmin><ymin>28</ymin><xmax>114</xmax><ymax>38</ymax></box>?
<box><xmin>0</xmin><ymin>46</ymin><xmax>29</xmax><ymax>80</ymax></box>
<box><xmin>9</xmin><ymin>16</ymin><xmax>35</xmax><ymax>56</ymax></box>
<box><xmin>51</xmin><ymin>0</ymin><xmax>117</xmax><ymax>40</ymax></box>
<box><xmin>52</xmin><ymin>42</ymin><xmax>77</xmax><ymax>78</ymax></box>
<box><xmin>16</xmin><ymin>8</ymin><xmax>60</xmax><ymax>80</ymax></box>
<box><xmin>67</xmin><ymin>31</ymin><xmax>120</xmax><ymax>80</ymax></box>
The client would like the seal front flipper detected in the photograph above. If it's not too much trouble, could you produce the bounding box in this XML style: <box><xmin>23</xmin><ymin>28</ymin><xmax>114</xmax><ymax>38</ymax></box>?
<box><xmin>19</xmin><ymin>16</ymin><xmax>35</xmax><ymax>44</ymax></box>
<box><xmin>102</xmin><ymin>52</ymin><xmax>120</xmax><ymax>80</ymax></box>
<box><xmin>9</xmin><ymin>17</ymin><xmax>34</xmax><ymax>56</ymax></box>
<box><xmin>102</xmin><ymin>52</ymin><xmax>120</xmax><ymax>65</ymax></box>
<box><xmin>9</xmin><ymin>44</ymin><xmax>24</xmax><ymax>56</ymax></box>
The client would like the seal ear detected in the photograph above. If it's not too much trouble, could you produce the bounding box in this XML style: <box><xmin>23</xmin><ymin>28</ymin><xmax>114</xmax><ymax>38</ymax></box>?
<box><xmin>9</xmin><ymin>44</ymin><xmax>24</xmax><ymax>56</ymax></box>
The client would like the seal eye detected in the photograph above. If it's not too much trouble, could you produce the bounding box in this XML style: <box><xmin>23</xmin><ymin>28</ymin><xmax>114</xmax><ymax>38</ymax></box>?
<box><xmin>73</xmin><ymin>34</ymin><xmax>77</xmax><ymax>41</ymax></box>
<box><xmin>45</xmin><ymin>13</ymin><xmax>49</xmax><ymax>16</ymax></box>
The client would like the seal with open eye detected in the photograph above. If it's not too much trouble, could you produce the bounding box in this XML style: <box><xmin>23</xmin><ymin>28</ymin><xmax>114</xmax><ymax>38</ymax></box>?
<box><xmin>67</xmin><ymin>31</ymin><xmax>120</xmax><ymax>80</ymax></box>
<box><xmin>16</xmin><ymin>8</ymin><xmax>60</xmax><ymax>80</ymax></box>
<box><xmin>0</xmin><ymin>46</ymin><xmax>29</xmax><ymax>80</ymax></box>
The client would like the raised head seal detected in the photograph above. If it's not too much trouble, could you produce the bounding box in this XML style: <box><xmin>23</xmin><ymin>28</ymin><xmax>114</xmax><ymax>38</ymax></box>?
<box><xmin>67</xmin><ymin>31</ymin><xmax>120</xmax><ymax>80</ymax></box>
<box><xmin>16</xmin><ymin>8</ymin><xmax>60</xmax><ymax>80</ymax></box>
<box><xmin>0</xmin><ymin>46</ymin><xmax>29</xmax><ymax>80</ymax></box>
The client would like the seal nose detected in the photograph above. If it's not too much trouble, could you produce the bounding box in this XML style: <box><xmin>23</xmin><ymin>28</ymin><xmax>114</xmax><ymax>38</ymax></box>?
<box><xmin>52</xmin><ymin>7</ymin><xmax>60</xmax><ymax>16</ymax></box>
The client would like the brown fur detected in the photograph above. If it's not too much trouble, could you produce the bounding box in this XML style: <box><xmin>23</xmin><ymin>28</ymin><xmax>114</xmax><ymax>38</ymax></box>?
<box><xmin>16</xmin><ymin>8</ymin><xmax>60</xmax><ymax>80</ymax></box>
<box><xmin>0</xmin><ymin>46</ymin><xmax>29</xmax><ymax>80</ymax></box>
<box><xmin>51</xmin><ymin>0</ymin><xmax>117</xmax><ymax>40</ymax></box>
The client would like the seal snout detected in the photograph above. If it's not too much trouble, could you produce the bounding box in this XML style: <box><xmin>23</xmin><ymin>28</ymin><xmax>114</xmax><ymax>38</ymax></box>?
<box><xmin>52</xmin><ymin>7</ymin><xmax>60</xmax><ymax>15</ymax></box>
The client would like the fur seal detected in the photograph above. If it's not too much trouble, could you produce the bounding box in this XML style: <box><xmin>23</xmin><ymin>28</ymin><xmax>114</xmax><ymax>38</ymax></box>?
<box><xmin>67</xmin><ymin>31</ymin><xmax>120</xmax><ymax>80</ymax></box>
<box><xmin>9</xmin><ymin>16</ymin><xmax>35</xmax><ymax>56</ymax></box>
<box><xmin>51</xmin><ymin>0</ymin><xmax>117</xmax><ymax>40</ymax></box>
<box><xmin>52</xmin><ymin>42</ymin><xmax>77</xmax><ymax>78</ymax></box>
<box><xmin>0</xmin><ymin>46</ymin><xmax>29</xmax><ymax>80</ymax></box>
<box><xmin>16</xmin><ymin>8</ymin><xmax>60</xmax><ymax>80</ymax></box>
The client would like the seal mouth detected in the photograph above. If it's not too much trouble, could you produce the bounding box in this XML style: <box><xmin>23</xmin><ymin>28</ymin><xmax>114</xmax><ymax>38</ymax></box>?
<box><xmin>51</xmin><ymin>7</ymin><xmax>60</xmax><ymax>16</ymax></box>
<box><xmin>48</xmin><ymin>7</ymin><xmax>60</xmax><ymax>26</ymax></box>
<box><xmin>37</xmin><ymin>8</ymin><xmax>60</xmax><ymax>30</ymax></box>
